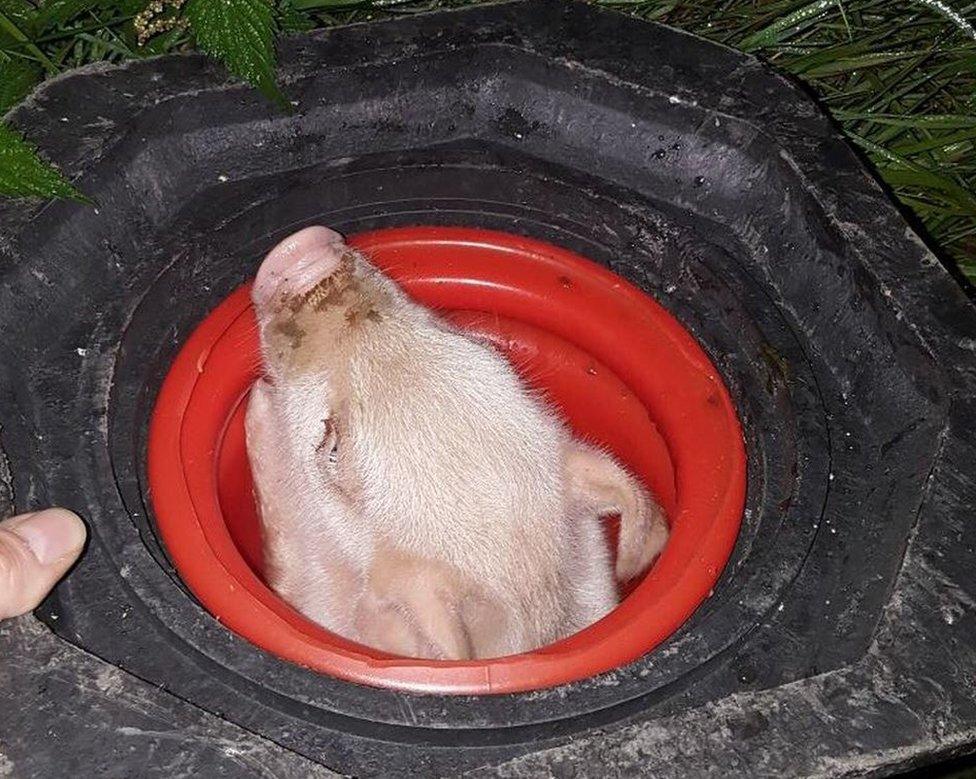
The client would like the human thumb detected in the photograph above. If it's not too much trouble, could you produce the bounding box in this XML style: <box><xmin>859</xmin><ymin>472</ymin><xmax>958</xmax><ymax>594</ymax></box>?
<box><xmin>0</xmin><ymin>508</ymin><xmax>87</xmax><ymax>620</ymax></box>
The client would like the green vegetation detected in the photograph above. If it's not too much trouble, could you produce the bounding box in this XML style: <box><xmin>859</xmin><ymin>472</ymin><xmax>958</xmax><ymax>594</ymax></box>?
<box><xmin>1</xmin><ymin>0</ymin><xmax>974</xmax><ymax>281</ymax></box>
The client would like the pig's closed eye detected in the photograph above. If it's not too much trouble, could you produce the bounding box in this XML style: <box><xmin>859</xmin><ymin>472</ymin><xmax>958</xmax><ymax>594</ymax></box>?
<box><xmin>317</xmin><ymin>417</ymin><xmax>339</xmax><ymax>466</ymax></box>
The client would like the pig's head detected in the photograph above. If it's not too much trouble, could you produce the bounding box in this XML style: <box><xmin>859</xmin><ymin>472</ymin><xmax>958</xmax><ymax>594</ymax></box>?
<box><xmin>245</xmin><ymin>225</ymin><xmax>668</xmax><ymax>659</ymax></box>
<box><xmin>246</xmin><ymin>224</ymin><xmax>562</xmax><ymax>654</ymax></box>
<box><xmin>247</xmin><ymin>225</ymin><xmax>542</xmax><ymax>537</ymax></box>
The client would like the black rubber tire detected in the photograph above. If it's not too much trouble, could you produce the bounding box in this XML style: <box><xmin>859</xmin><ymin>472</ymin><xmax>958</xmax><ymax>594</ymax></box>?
<box><xmin>1</xmin><ymin>2</ymin><xmax>974</xmax><ymax>777</ymax></box>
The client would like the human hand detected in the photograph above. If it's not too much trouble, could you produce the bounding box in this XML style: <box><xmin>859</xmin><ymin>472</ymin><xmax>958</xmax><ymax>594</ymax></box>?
<box><xmin>0</xmin><ymin>509</ymin><xmax>87</xmax><ymax>620</ymax></box>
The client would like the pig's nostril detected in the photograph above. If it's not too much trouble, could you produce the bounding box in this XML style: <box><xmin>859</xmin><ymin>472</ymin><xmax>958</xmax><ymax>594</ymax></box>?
<box><xmin>253</xmin><ymin>226</ymin><xmax>347</xmax><ymax>307</ymax></box>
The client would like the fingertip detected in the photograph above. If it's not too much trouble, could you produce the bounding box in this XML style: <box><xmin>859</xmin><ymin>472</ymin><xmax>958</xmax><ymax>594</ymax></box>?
<box><xmin>8</xmin><ymin>507</ymin><xmax>87</xmax><ymax>566</ymax></box>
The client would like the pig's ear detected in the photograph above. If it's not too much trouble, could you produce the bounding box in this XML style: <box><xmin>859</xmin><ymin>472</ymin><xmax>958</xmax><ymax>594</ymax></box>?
<box><xmin>563</xmin><ymin>441</ymin><xmax>669</xmax><ymax>582</ymax></box>
<box><xmin>355</xmin><ymin>552</ymin><xmax>476</xmax><ymax>660</ymax></box>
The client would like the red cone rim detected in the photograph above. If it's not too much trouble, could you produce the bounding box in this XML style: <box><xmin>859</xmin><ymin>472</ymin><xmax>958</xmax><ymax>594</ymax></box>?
<box><xmin>148</xmin><ymin>226</ymin><xmax>746</xmax><ymax>695</ymax></box>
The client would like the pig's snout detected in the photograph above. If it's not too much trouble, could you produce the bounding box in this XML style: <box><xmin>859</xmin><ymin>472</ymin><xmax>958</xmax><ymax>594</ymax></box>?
<box><xmin>253</xmin><ymin>226</ymin><xmax>347</xmax><ymax>309</ymax></box>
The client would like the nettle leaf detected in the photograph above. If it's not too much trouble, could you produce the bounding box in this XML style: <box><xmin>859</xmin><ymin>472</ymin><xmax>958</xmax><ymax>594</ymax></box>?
<box><xmin>185</xmin><ymin>0</ymin><xmax>287</xmax><ymax>107</ymax></box>
<box><xmin>0</xmin><ymin>58</ymin><xmax>41</xmax><ymax>114</ymax></box>
<box><xmin>0</xmin><ymin>123</ymin><xmax>87</xmax><ymax>200</ymax></box>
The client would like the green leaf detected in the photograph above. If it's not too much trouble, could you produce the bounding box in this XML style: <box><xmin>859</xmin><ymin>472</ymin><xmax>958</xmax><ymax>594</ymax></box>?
<box><xmin>34</xmin><ymin>0</ymin><xmax>101</xmax><ymax>32</ymax></box>
<box><xmin>739</xmin><ymin>0</ymin><xmax>836</xmax><ymax>51</ymax></box>
<box><xmin>185</xmin><ymin>0</ymin><xmax>287</xmax><ymax>107</ymax></box>
<box><xmin>291</xmin><ymin>0</ymin><xmax>416</xmax><ymax>7</ymax></box>
<box><xmin>290</xmin><ymin>0</ymin><xmax>364</xmax><ymax>7</ymax></box>
<box><xmin>799</xmin><ymin>50</ymin><xmax>924</xmax><ymax>77</ymax></box>
<box><xmin>0</xmin><ymin>0</ymin><xmax>38</xmax><ymax>37</ymax></box>
<box><xmin>137</xmin><ymin>23</ymin><xmax>191</xmax><ymax>56</ymax></box>
<box><xmin>0</xmin><ymin>2</ymin><xmax>59</xmax><ymax>74</ymax></box>
<box><xmin>278</xmin><ymin>0</ymin><xmax>314</xmax><ymax>32</ymax></box>
<box><xmin>0</xmin><ymin>57</ymin><xmax>40</xmax><ymax>114</ymax></box>
<box><xmin>114</xmin><ymin>0</ymin><xmax>149</xmax><ymax>14</ymax></box>
<box><xmin>832</xmin><ymin>111</ymin><xmax>976</xmax><ymax>129</ymax></box>
<box><xmin>891</xmin><ymin>128</ymin><xmax>976</xmax><ymax>157</ymax></box>
<box><xmin>0</xmin><ymin>123</ymin><xmax>87</xmax><ymax>200</ymax></box>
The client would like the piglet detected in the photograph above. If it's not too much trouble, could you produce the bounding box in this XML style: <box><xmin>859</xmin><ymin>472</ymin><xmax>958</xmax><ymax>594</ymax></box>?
<box><xmin>245</xmin><ymin>226</ymin><xmax>669</xmax><ymax>660</ymax></box>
